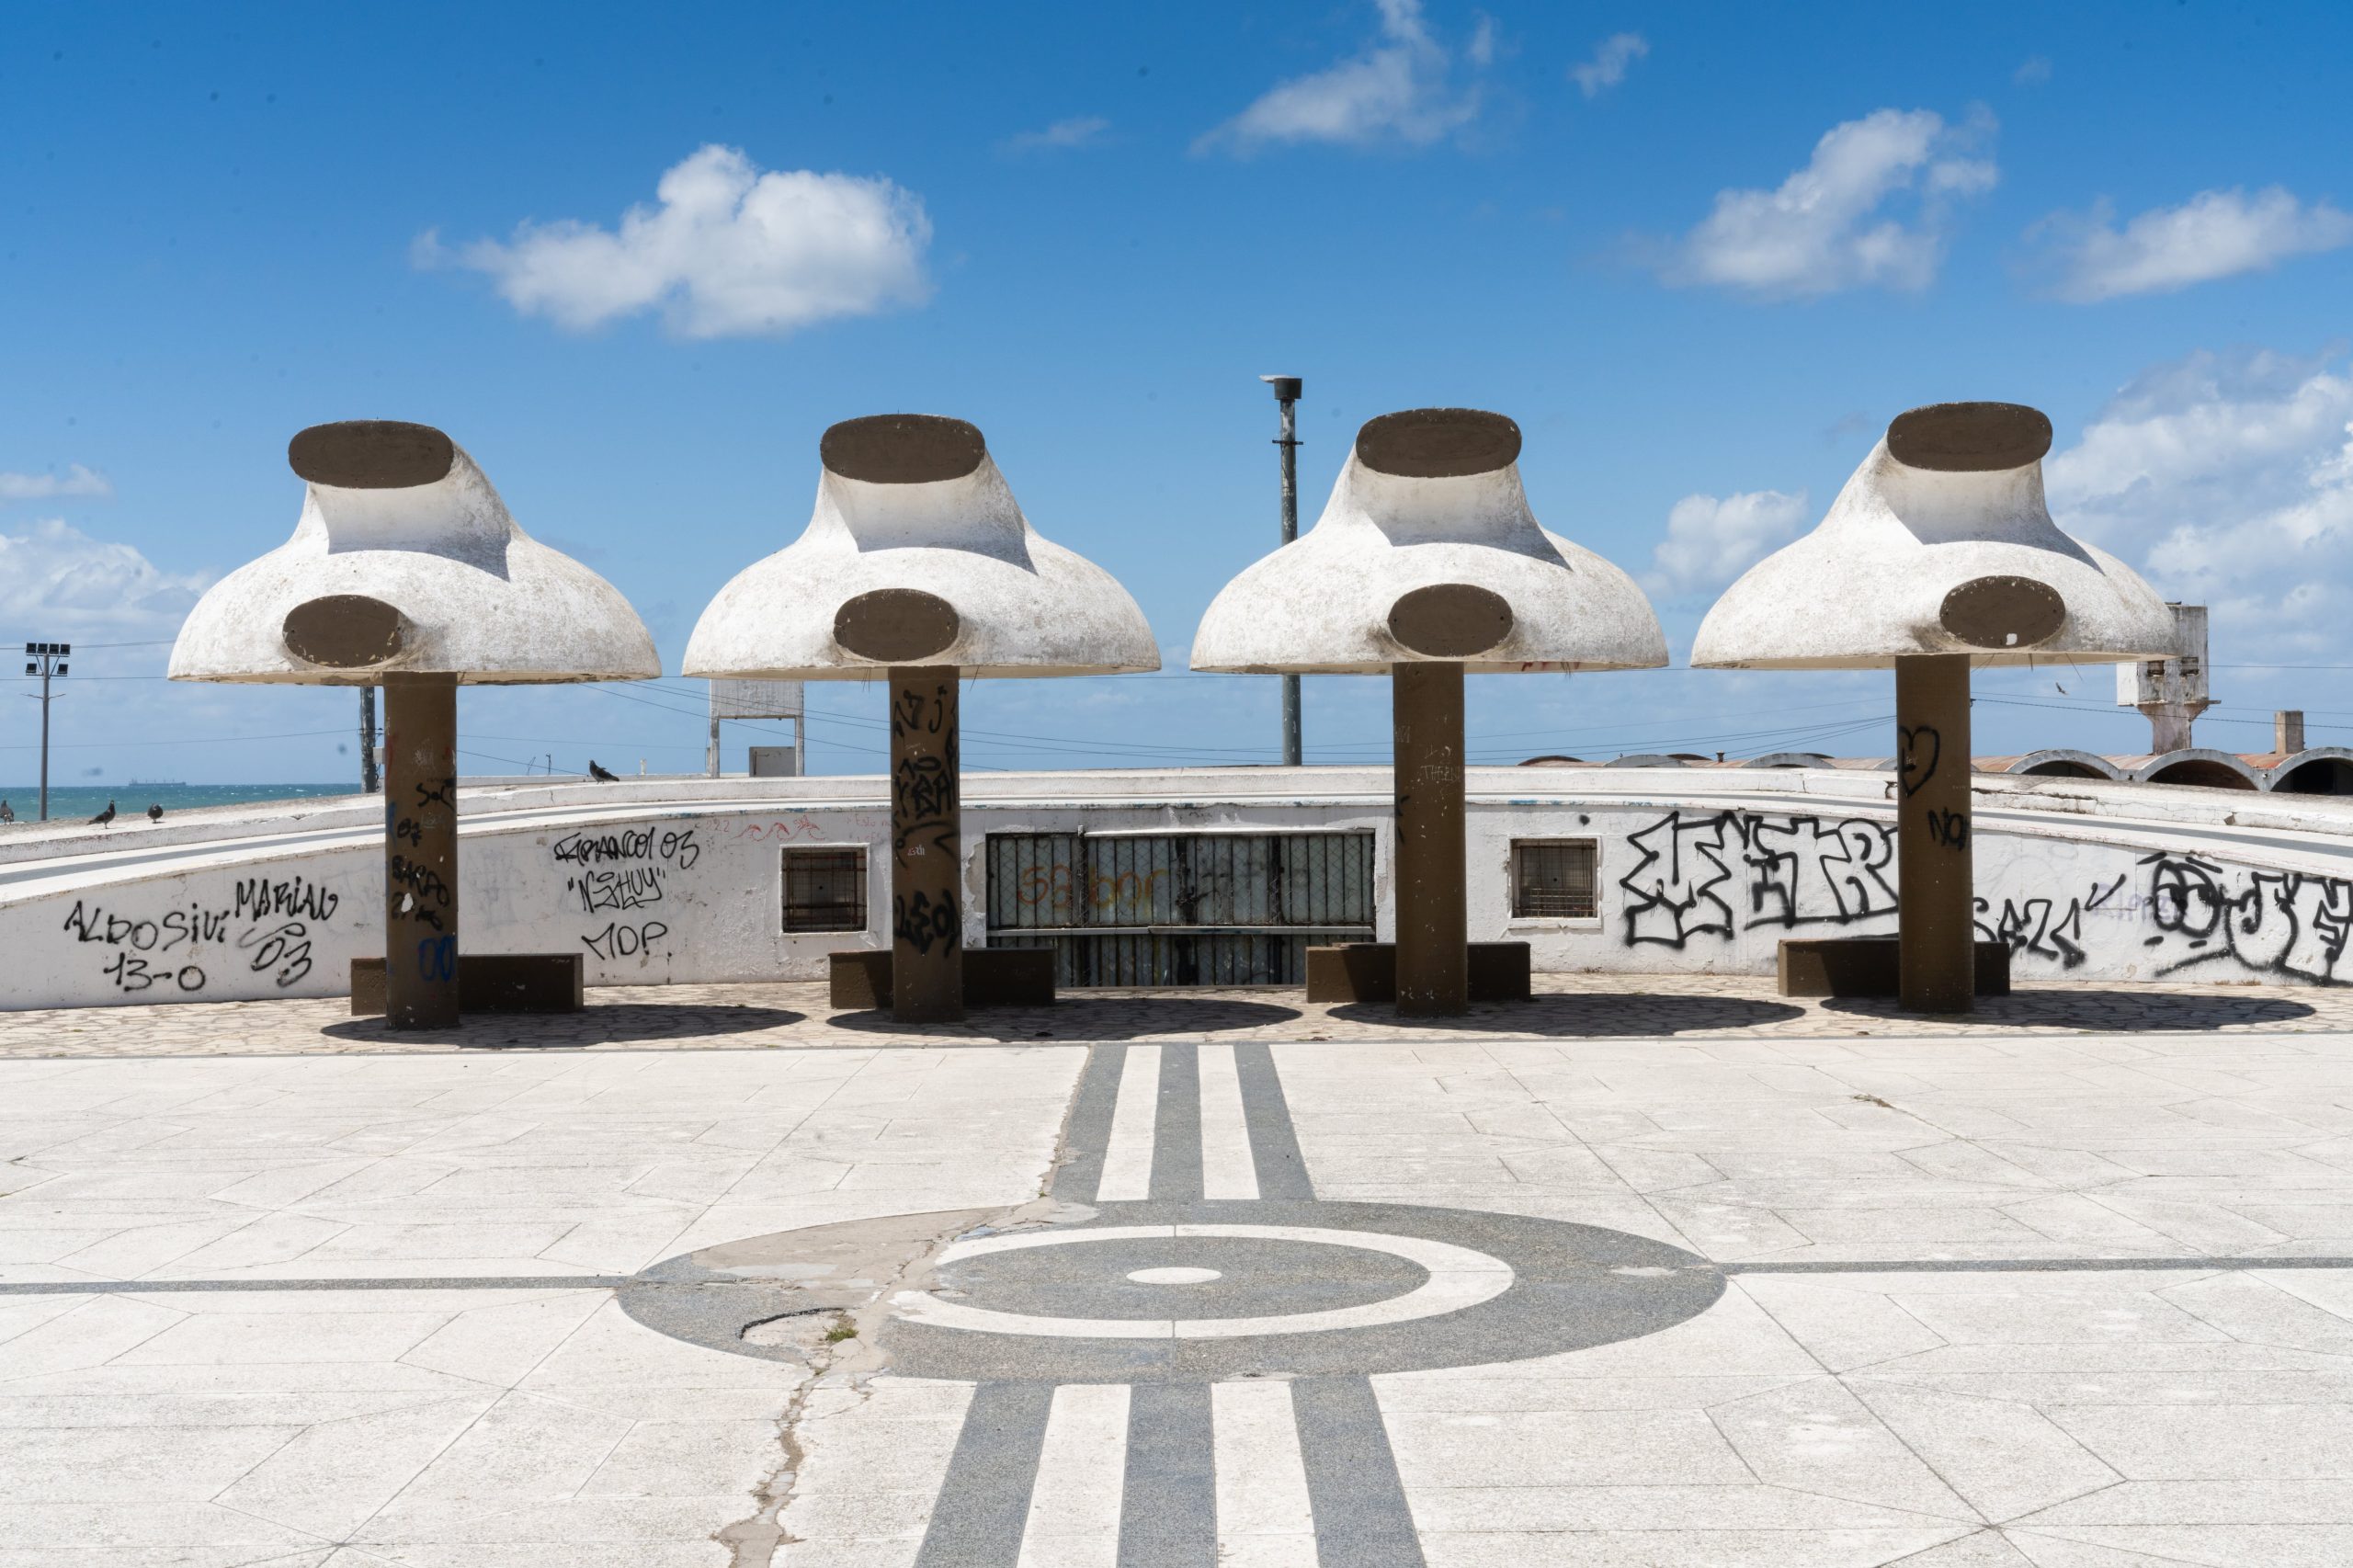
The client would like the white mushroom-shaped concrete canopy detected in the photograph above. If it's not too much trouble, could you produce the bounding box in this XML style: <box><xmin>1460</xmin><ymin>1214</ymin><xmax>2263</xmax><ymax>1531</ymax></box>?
<box><xmin>1190</xmin><ymin>409</ymin><xmax>1666</xmax><ymax>674</ymax></box>
<box><xmin>1691</xmin><ymin>402</ymin><xmax>2176</xmax><ymax>671</ymax></box>
<box><xmin>684</xmin><ymin>415</ymin><xmax>1158</xmax><ymax>680</ymax></box>
<box><xmin>169</xmin><ymin>421</ymin><xmax>659</xmax><ymax>685</ymax></box>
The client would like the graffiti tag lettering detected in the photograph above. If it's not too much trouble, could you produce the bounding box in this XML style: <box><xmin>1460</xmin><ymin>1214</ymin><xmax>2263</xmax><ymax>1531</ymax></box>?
<box><xmin>583</xmin><ymin>920</ymin><xmax>669</xmax><ymax>960</ymax></box>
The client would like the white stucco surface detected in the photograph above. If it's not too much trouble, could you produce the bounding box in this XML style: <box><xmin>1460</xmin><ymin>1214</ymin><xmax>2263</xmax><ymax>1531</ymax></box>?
<box><xmin>6</xmin><ymin>767</ymin><xmax>2349</xmax><ymax>1009</ymax></box>
<box><xmin>684</xmin><ymin>435</ymin><xmax>1157</xmax><ymax>680</ymax></box>
<box><xmin>168</xmin><ymin>438</ymin><xmax>658</xmax><ymax>685</ymax></box>
<box><xmin>1692</xmin><ymin>431</ymin><xmax>2177</xmax><ymax>671</ymax></box>
<box><xmin>1190</xmin><ymin>430</ymin><xmax>1667</xmax><ymax>675</ymax></box>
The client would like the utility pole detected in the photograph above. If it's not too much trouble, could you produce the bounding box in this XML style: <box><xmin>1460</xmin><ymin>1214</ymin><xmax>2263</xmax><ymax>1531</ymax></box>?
<box><xmin>358</xmin><ymin>686</ymin><xmax>381</xmax><ymax>793</ymax></box>
<box><xmin>1262</xmin><ymin>374</ymin><xmax>1303</xmax><ymax>767</ymax></box>
<box><xmin>22</xmin><ymin>642</ymin><xmax>69</xmax><ymax>822</ymax></box>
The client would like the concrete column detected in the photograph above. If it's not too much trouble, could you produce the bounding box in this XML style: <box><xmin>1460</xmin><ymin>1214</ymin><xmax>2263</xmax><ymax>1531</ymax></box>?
<box><xmin>381</xmin><ymin>675</ymin><xmax>460</xmax><ymax>1028</ymax></box>
<box><xmin>1392</xmin><ymin>661</ymin><xmax>1467</xmax><ymax>1017</ymax></box>
<box><xmin>1895</xmin><ymin>654</ymin><xmax>1972</xmax><ymax>1013</ymax></box>
<box><xmin>890</xmin><ymin>668</ymin><xmax>963</xmax><ymax>1022</ymax></box>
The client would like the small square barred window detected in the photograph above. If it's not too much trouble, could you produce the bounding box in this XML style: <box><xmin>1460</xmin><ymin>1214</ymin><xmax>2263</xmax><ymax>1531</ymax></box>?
<box><xmin>1512</xmin><ymin>840</ymin><xmax>1597</xmax><ymax>919</ymax></box>
<box><xmin>782</xmin><ymin>848</ymin><xmax>867</xmax><ymax>933</ymax></box>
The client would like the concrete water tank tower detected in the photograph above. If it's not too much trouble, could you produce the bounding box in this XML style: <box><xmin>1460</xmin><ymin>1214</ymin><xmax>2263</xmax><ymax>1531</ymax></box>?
<box><xmin>2116</xmin><ymin>603</ymin><xmax>2211</xmax><ymax>752</ymax></box>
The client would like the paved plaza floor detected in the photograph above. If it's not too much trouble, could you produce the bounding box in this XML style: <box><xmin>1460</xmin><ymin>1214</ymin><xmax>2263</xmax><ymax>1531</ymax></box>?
<box><xmin>6</xmin><ymin>981</ymin><xmax>2353</xmax><ymax>1565</ymax></box>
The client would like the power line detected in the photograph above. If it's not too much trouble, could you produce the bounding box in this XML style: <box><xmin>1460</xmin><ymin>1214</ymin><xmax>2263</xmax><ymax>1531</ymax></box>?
<box><xmin>0</xmin><ymin>727</ymin><xmax>355</xmax><ymax>751</ymax></box>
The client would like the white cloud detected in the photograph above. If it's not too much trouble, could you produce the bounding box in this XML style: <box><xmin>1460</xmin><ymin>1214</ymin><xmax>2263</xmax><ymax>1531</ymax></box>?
<box><xmin>1002</xmin><ymin>116</ymin><xmax>1110</xmax><ymax>153</ymax></box>
<box><xmin>2013</xmin><ymin>55</ymin><xmax>2052</xmax><ymax>87</ymax></box>
<box><xmin>1194</xmin><ymin>0</ymin><xmax>1486</xmax><ymax>154</ymax></box>
<box><xmin>2027</xmin><ymin>187</ymin><xmax>2353</xmax><ymax>302</ymax></box>
<box><xmin>2047</xmin><ymin>346</ymin><xmax>2353</xmax><ymax>658</ymax></box>
<box><xmin>1654</xmin><ymin>108</ymin><xmax>1997</xmax><ymax>297</ymax></box>
<box><xmin>421</xmin><ymin>144</ymin><xmax>933</xmax><ymax>339</ymax></box>
<box><xmin>1643</xmin><ymin>489</ymin><xmax>1809</xmax><ymax>596</ymax></box>
<box><xmin>1571</xmin><ymin>32</ymin><xmax>1648</xmax><ymax>97</ymax></box>
<box><xmin>0</xmin><ymin>517</ymin><xmax>211</xmax><ymax>637</ymax></box>
<box><xmin>1465</xmin><ymin>13</ymin><xmax>1498</xmax><ymax>68</ymax></box>
<box><xmin>0</xmin><ymin>464</ymin><xmax>111</xmax><ymax>504</ymax></box>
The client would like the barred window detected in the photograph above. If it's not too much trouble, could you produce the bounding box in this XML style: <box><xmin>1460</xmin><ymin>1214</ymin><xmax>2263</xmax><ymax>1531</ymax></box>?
<box><xmin>1512</xmin><ymin>840</ymin><xmax>1597</xmax><ymax>919</ymax></box>
<box><xmin>783</xmin><ymin>848</ymin><xmax>867</xmax><ymax>933</ymax></box>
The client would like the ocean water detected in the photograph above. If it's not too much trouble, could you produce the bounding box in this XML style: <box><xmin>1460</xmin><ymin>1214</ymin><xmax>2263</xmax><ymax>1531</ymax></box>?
<box><xmin>0</xmin><ymin>782</ymin><xmax>360</xmax><ymax>824</ymax></box>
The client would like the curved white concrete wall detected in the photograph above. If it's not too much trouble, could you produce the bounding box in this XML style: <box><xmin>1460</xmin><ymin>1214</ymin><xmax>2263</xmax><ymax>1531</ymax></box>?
<box><xmin>4</xmin><ymin>766</ymin><xmax>2351</xmax><ymax>1009</ymax></box>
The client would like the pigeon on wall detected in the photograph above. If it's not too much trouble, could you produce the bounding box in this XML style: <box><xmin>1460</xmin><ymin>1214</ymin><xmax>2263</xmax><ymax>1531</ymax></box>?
<box><xmin>89</xmin><ymin>800</ymin><xmax>117</xmax><ymax>828</ymax></box>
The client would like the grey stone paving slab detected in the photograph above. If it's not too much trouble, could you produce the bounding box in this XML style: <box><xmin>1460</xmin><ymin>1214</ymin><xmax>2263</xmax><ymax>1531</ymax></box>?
<box><xmin>1296</xmin><ymin>1375</ymin><xmax>1427</xmax><ymax>1567</ymax></box>
<box><xmin>1120</xmin><ymin>1381</ymin><xmax>1216</xmax><ymax>1567</ymax></box>
<box><xmin>909</xmin><ymin>1381</ymin><xmax>1051</xmax><ymax>1568</ymax></box>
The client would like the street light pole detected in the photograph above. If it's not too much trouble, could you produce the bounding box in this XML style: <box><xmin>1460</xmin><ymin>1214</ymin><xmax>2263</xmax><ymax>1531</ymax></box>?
<box><xmin>358</xmin><ymin>686</ymin><xmax>381</xmax><ymax>794</ymax></box>
<box><xmin>22</xmin><ymin>642</ymin><xmax>69</xmax><ymax>823</ymax></box>
<box><xmin>1262</xmin><ymin>374</ymin><xmax>1303</xmax><ymax>767</ymax></box>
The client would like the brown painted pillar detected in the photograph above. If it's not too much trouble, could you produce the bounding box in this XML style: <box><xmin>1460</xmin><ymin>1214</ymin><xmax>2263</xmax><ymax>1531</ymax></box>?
<box><xmin>381</xmin><ymin>675</ymin><xmax>460</xmax><ymax>1028</ymax></box>
<box><xmin>889</xmin><ymin>668</ymin><xmax>963</xmax><ymax>1022</ymax></box>
<box><xmin>1393</xmin><ymin>661</ymin><xmax>1467</xmax><ymax>1017</ymax></box>
<box><xmin>1895</xmin><ymin>654</ymin><xmax>1973</xmax><ymax>1013</ymax></box>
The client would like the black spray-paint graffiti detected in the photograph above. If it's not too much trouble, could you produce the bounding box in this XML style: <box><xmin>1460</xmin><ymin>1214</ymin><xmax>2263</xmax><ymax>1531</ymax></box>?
<box><xmin>890</xmin><ymin>682</ymin><xmax>961</xmax><ymax>960</ymax></box>
<box><xmin>234</xmin><ymin>876</ymin><xmax>339</xmax><ymax>924</ymax></box>
<box><xmin>1897</xmin><ymin>726</ymin><xmax>1940</xmax><ymax>797</ymax></box>
<box><xmin>237</xmin><ymin>922</ymin><xmax>315</xmax><ymax>988</ymax></box>
<box><xmin>894</xmin><ymin>890</ymin><xmax>959</xmax><ymax>956</ymax></box>
<box><xmin>63</xmin><ymin>886</ymin><xmax>340</xmax><ymax>994</ymax></box>
<box><xmin>551</xmin><ymin>828</ymin><xmax>699</xmax><ymax>956</ymax></box>
<box><xmin>574</xmin><ymin>865</ymin><xmax>667</xmax><ymax>913</ymax></box>
<box><xmin>551</xmin><ymin>827</ymin><xmax>701</xmax><ymax>870</ymax></box>
<box><xmin>388</xmin><ymin>854</ymin><xmax>452</xmax><ymax>932</ymax></box>
<box><xmin>1618</xmin><ymin>811</ymin><xmax>1898</xmax><ymax>949</ymax></box>
<box><xmin>1975</xmin><ymin>894</ymin><xmax>2091</xmax><ymax>970</ymax></box>
<box><xmin>891</xmin><ymin>683</ymin><xmax>958</xmax><ymax>871</ymax></box>
<box><xmin>584</xmin><ymin>920</ymin><xmax>669</xmax><ymax>960</ymax></box>
<box><xmin>2140</xmin><ymin>851</ymin><xmax>2352</xmax><ymax>983</ymax></box>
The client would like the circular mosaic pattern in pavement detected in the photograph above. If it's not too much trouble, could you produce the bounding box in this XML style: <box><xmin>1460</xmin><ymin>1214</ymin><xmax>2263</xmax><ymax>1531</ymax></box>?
<box><xmin>622</xmin><ymin>1199</ymin><xmax>1722</xmax><ymax>1383</ymax></box>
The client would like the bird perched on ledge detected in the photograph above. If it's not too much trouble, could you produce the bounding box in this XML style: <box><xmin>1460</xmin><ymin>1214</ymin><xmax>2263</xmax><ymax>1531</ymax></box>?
<box><xmin>147</xmin><ymin>803</ymin><xmax>164</xmax><ymax>823</ymax></box>
<box><xmin>89</xmin><ymin>800</ymin><xmax>117</xmax><ymax>828</ymax></box>
<box><xmin>587</xmin><ymin>760</ymin><xmax>619</xmax><ymax>782</ymax></box>
<box><xmin>0</xmin><ymin>801</ymin><xmax>14</xmax><ymax>824</ymax></box>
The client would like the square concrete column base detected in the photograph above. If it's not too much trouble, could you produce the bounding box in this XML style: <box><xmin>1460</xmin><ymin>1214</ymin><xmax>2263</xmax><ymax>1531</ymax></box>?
<box><xmin>1304</xmin><ymin>942</ymin><xmax>1532</xmax><ymax>1005</ymax></box>
<box><xmin>829</xmin><ymin>949</ymin><xmax>1058</xmax><ymax>1010</ymax></box>
<box><xmin>1778</xmin><ymin>938</ymin><xmax>2011</xmax><ymax>999</ymax></box>
<box><xmin>350</xmin><ymin>954</ymin><xmax>584</xmax><ymax>1017</ymax></box>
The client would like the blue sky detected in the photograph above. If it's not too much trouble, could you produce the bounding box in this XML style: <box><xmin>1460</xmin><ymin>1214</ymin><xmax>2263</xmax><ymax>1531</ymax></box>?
<box><xmin>6</xmin><ymin>1</ymin><xmax>2351</xmax><ymax>784</ymax></box>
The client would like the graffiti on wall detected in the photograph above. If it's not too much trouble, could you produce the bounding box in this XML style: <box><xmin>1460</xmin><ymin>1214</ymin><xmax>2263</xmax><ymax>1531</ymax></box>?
<box><xmin>550</xmin><ymin>826</ymin><xmax>699</xmax><ymax>963</ymax></box>
<box><xmin>1971</xmin><ymin>879</ymin><xmax>2115</xmax><ymax>971</ymax></box>
<box><xmin>737</xmin><ymin>816</ymin><xmax>826</xmax><ymax>842</ymax></box>
<box><xmin>891</xmin><ymin>681</ymin><xmax>960</xmax><ymax>958</ymax></box>
<box><xmin>60</xmin><ymin>873</ymin><xmax>343</xmax><ymax>994</ymax></box>
<box><xmin>1016</xmin><ymin>865</ymin><xmax>1168</xmax><ymax>916</ymax></box>
<box><xmin>1615</xmin><ymin>807</ymin><xmax>2353</xmax><ymax>986</ymax></box>
<box><xmin>2138</xmin><ymin>851</ymin><xmax>2352</xmax><ymax>983</ymax></box>
<box><xmin>1617</xmin><ymin>811</ymin><xmax>1898</xmax><ymax>949</ymax></box>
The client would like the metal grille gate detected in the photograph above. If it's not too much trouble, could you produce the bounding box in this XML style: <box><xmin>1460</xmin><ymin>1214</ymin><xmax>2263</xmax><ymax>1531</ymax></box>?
<box><xmin>983</xmin><ymin>831</ymin><xmax>1376</xmax><ymax>986</ymax></box>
